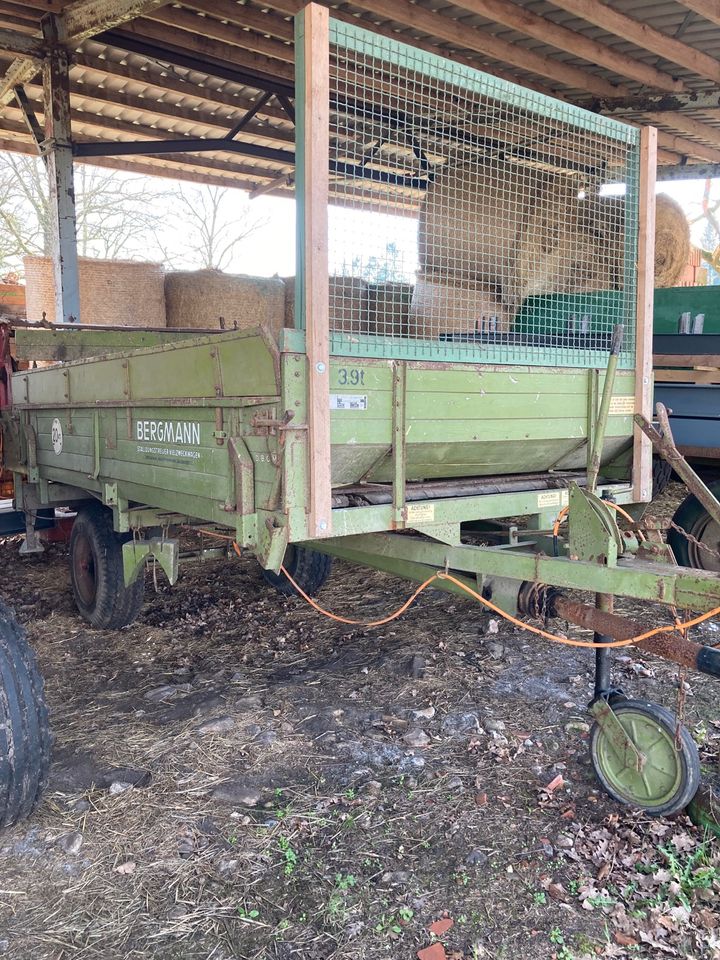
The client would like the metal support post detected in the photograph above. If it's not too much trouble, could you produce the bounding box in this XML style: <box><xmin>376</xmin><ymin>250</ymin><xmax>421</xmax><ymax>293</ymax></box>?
<box><xmin>593</xmin><ymin>593</ymin><xmax>613</xmax><ymax>697</ymax></box>
<box><xmin>41</xmin><ymin>14</ymin><xmax>80</xmax><ymax>324</ymax></box>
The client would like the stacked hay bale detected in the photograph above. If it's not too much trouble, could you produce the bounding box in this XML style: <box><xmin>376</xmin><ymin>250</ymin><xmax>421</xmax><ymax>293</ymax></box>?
<box><xmin>412</xmin><ymin>160</ymin><xmax>692</xmax><ymax>339</ymax></box>
<box><xmin>412</xmin><ymin>158</ymin><xmax>592</xmax><ymax>337</ymax></box>
<box><xmin>367</xmin><ymin>282</ymin><xmax>415</xmax><ymax>337</ymax></box>
<box><xmin>165</xmin><ymin>270</ymin><xmax>285</xmax><ymax>338</ymax></box>
<box><xmin>283</xmin><ymin>276</ymin><xmax>371</xmax><ymax>334</ymax></box>
<box><xmin>24</xmin><ymin>256</ymin><xmax>166</xmax><ymax>326</ymax></box>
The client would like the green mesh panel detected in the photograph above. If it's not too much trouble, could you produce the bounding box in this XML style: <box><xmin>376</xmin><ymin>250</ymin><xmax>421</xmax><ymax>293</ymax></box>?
<box><xmin>297</xmin><ymin>16</ymin><xmax>641</xmax><ymax>369</ymax></box>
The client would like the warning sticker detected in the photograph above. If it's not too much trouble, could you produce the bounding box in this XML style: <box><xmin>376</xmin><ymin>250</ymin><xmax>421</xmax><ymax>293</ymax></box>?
<box><xmin>330</xmin><ymin>394</ymin><xmax>367</xmax><ymax>411</ymax></box>
<box><xmin>609</xmin><ymin>395</ymin><xmax>635</xmax><ymax>416</ymax></box>
<box><xmin>406</xmin><ymin>502</ymin><xmax>435</xmax><ymax>523</ymax></box>
<box><xmin>537</xmin><ymin>489</ymin><xmax>569</xmax><ymax>509</ymax></box>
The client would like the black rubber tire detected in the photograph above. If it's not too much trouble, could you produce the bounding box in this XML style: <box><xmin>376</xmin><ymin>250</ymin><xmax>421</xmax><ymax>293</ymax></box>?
<box><xmin>261</xmin><ymin>545</ymin><xmax>332</xmax><ymax>597</ymax></box>
<box><xmin>69</xmin><ymin>505</ymin><xmax>145</xmax><ymax>628</ymax></box>
<box><xmin>652</xmin><ymin>456</ymin><xmax>673</xmax><ymax>499</ymax></box>
<box><xmin>668</xmin><ymin>480</ymin><xmax>720</xmax><ymax>570</ymax></box>
<box><xmin>589</xmin><ymin>699</ymin><xmax>700</xmax><ymax>818</ymax></box>
<box><xmin>0</xmin><ymin>601</ymin><xmax>51</xmax><ymax>829</ymax></box>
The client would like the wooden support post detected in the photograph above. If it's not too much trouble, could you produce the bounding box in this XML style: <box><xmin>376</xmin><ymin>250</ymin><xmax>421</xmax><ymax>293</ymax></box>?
<box><xmin>633</xmin><ymin>126</ymin><xmax>657</xmax><ymax>503</ymax></box>
<box><xmin>41</xmin><ymin>14</ymin><xmax>80</xmax><ymax>324</ymax></box>
<box><xmin>295</xmin><ymin>3</ymin><xmax>330</xmax><ymax>538</ymax></box>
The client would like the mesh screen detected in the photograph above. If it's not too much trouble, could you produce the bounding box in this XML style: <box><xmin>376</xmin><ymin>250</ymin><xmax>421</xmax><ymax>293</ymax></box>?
<box><xmin>321</xmin><ymin>20</ymin><xmax>640</xmax><ymax>368</ymax></box>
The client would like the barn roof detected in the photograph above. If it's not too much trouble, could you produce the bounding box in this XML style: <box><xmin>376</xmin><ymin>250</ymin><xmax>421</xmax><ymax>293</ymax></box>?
<box><xmin>2</xmin><ymin>0</ymin><xmax>720</xmax><ymax>193</ymax></box>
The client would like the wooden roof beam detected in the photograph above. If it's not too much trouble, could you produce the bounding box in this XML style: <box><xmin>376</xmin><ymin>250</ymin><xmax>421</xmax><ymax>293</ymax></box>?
<box><xmin>145</xmin><ymin>5</ymin><xmax>294</xmax><ymax>64</ymax></box>
<box><xmin>676</xmin><ymin>1</ymin><xmax>720</xmax><ymax>29</ymax></box>
<box><xmin>449</xmin><ymin>0</ymin><xmax>684</xmax><ymax>93</ymax></box>
<box><xmin>19</xmin><ymin>74</ymin><xmax>295</xmax><ymax>139</ymax></box>
<box><xmin>114</xmin><ymin>17</ymin><xmax>295</xmax><ymax>82</ymax></box>
<box><xmin>268</xmin><ymin>0</ymin><xmax>628</xmax><ymax>98</ymax></box>
<box><xmin>547</xmin><ymin>0</ymin><xmax>720</xmax><ymax>86</ymax></box>
<box><xmin>0</xmin><ymin>0</ymin><xmax>171</xmax><ymax>104</ymax></box>
<box><xmin>655</xmin><ymin>128</ymin><xmax>720</xmax><ymax>165</ymax></box>
<box><xmin>647</xmin><ymin>111</ymin><xmax>720</xmax><ymax>151</ymax></box>
<box><xmin>264</xmin><ymin>0</ymin><xmax>562</xmax><ymax>98</ymax></box>
<box><xmin>180</xmin><ymin>0</ymin><xmax>294</xmax><ymax>43</ymax></box>
<box><xmin>63</xmin><ymin>49</ymin><xmax>291</xmax><ymax>119</ymax></box>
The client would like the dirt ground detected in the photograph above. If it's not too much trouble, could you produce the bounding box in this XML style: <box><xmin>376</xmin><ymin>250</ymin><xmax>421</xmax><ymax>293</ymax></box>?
<box><xmin>0</xmin><ymin>483</ymin><xmax>719</xmax><ymax>960</ymax></box>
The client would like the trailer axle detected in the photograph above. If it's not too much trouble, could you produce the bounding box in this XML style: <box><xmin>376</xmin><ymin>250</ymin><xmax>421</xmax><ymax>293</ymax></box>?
<box><xmin>548</xmin><ymin>594</ymin><xmax>720</xmax><ymax>678</ymax></box>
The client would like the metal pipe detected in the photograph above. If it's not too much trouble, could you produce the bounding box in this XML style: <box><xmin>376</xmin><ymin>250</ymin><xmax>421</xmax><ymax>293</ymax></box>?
<box><xmin>594</xmin><ymin>593</ymin><xmax>613</xmax><ymax>696</ymax></box>
<box><xmin>551</xmin><ymin>594</ymin><xmax>720</xmax><ymax>677</ymax></box>
<box><xmin>587</xmin><ymin>324</ymin><xmax>624</xmax><ymax>493</ymax></box>
<box><xmin>635</xmin><ymin>402</ymin><xmax>720</xmax><ymax>531</ymax></box>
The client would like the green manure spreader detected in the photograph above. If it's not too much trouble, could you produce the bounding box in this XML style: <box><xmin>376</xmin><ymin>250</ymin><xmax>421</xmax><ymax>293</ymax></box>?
<box><xmin>2</xmin><ymin>4</ymin><xmax>720</xmax><ymax>831</ymax></box>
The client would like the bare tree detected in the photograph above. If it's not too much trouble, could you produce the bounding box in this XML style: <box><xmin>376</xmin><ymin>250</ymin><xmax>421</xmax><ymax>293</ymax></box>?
<box><xmin>0</xmin><ymin>153</ymin><xmax>171</xmax><ymax>273</ymax></box>
<box><xmin>168</xmin><ymin>184</ymin><xmax>267</xmax><ymax>271</ymax></box>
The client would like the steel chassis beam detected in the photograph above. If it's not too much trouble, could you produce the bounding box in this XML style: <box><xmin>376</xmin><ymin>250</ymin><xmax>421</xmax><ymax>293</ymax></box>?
<box><xmin>308</xmin><ymin>532</ymin><xmax>720</xmax><ymax>613</ymax></box>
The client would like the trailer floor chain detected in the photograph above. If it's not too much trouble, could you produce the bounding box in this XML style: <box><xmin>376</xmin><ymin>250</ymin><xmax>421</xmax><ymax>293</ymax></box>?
<box><xmin>0</xmin><ymin>601</ymin><xmax>51</xmax><ymax>828</ymax></box>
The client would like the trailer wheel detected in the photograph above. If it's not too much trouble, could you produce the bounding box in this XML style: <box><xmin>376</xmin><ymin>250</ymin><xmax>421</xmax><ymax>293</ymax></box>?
<box><xmin>668</xmin><ymin>481</ymin><xmax>720</xmax><ymax>571</ymax></box>
<box><xmin>69</xmin><ymin>505</ymin><xmax>145</xmax><ymax>629</ymax></box>
<box><xmin>590</xmin><ymin>700</ymin><xmax>700</xmax><ymax>817</ymax></box>
<box><xmin>261</xmin><ymin>545</ymin><xmax>332</xmax><ymax>597</ymax></box>
<box><xmin>652</xmin><ymin>456</ymin><xmax>673</xmax><ymax>498</ymax></box>
<box><xmin>0</xmin><ymin>601</ymin><xmax>51</xmax><ymax>829</ymax></box>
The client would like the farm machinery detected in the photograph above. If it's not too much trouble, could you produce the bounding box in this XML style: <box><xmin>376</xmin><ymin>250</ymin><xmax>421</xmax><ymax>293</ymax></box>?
<box><xmin>2</xmin><ymin>4</ymin><xmax>720</xmax><ymax>829</ymax></box>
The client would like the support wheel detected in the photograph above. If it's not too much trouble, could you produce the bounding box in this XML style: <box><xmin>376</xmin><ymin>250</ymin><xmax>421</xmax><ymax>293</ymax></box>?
<box><xmin>590</xmin><ymin>699</ymin><xmax>700</xmax><ymax>817</ymax></box>
<box><xmin>261</xmin><ymin>545</ymin><xmax>332</xmax><ymax>597</ymax></box>
<box><xmin>668</xmin><ymin>481</ymin><xmax>720</xmax><ymax>571</ymax></box>
<box><xmin>0</xmin><ymin>601</ymin><xmax>51</xmax><ymax>828</ymax></box>
<box><xmin>69</xmin><ymin>505</ymin><xmax>144</xmax><ymax>629</ymax></box>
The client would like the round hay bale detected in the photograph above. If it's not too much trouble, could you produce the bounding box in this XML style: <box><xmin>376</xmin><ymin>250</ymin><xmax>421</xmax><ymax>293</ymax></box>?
<box><xmin>409</xmin><ymin>273</ymin><xmax>512</xmax><ymax>340</ymax></box>
<box><xmin>165</xmin><ymin>270</ymin><xmax>285</xmax><ymax>337</ymax></box>
<box><xmin>23</xmin><ymin>256</ymin><xmax>165</xmax><ymax>326</ymax></box>
<box><xmin>418</xmin><ymin>157</ymin><xmax>581</xmax><ymax>301</ymax></box>
<box><xmin>655</xmin><ymin>193</ymin><xmax>690</xmax><ymax>288</ymax></box>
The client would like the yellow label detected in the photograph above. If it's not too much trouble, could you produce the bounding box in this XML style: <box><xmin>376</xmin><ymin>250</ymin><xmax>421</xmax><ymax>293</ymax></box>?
<box><xmin>406</xmin><ymin>502</ymin><xmax>435</xmax><ymax>523</ymax></box>
<box><xmin>537</xmin><ymin>490</ymin><xmax>569</xmax><ymax>509</ymax></box>
<box><xmin>609</xmin><ymin>395</ymin><xmax>635</xmax><ymax>416</ymax></box>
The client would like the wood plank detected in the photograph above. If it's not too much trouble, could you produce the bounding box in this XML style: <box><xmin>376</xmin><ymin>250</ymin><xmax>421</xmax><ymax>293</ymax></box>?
<box><xmin>654</xmin><ymin>370</ymin><xmax>720</xmax><ymax>384</ymax></box>
<box><xmin>647</xmin><ymin>112</ymin><xmax>720</xmax><ymax>155</ymax></box>
<box><xmin>676</xmin><ymin>1</ymin><xmax>720</xmax><ymax>28</ymax></box>
<box><xmin>633</xmin><ymin>126</ymin><xmax>657</xmax><ymax>504</ymax></box>
<box><xmin>298</xmin><ymin>3</ymin><xmax>331</xmax><ymax>539</ymax></box>
<box><xmin>549</xmin><ymin>0</ymin><xmax>720</xmax><ymax>86</ymax></box>
<box><xmin>450</xmin><ymin>0</ymin><xmax>682</xmax><ymax>93</ymax></box>
<box><xmin>654</xmin><ymin>354</ymin><xmax>720</xmax><ymax>367</ymax></box>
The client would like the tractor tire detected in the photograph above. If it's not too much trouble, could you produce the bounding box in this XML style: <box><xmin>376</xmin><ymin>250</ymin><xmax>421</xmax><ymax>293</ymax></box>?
<box><xmin>0</xmin><ymin>601</ymin><xmax>51</xmax><ymax>829</ymax></box>
<box><xmin>668</xmin><ymin>480</ymin><xmax>720</xmax><ymax>571</ymax></box>
<box><xmin>69</xmin><ymin>505</ymin><xmax>145</xmax><ymax>629</ymax></box>
<box><xmin>261</xmin><ymin>545</ymin><xmax>332</xmax><ymax>597</ymax></box>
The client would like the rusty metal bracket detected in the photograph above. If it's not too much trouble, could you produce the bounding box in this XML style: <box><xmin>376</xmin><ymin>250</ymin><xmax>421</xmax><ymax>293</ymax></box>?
<box><xmin>589</xmin><ymin>698</ymin><xmax>646</xmax><ymax>772</ymax></box>
<box><xmin>635</xmin><ymin>402</ymin><xmax>720</xmax><ymax>531</ymax></box>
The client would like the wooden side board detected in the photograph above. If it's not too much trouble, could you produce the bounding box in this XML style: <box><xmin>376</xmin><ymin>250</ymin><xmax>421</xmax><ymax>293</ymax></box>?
<box><xmin>633</xmin><ymin>126</ymin><xmax>657</xmax><ymax>503</ymax></box>
<box><xmin>297</xmin><ymin>3</ymin><xmax>332</xmax><ymax>539</ymax></box>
